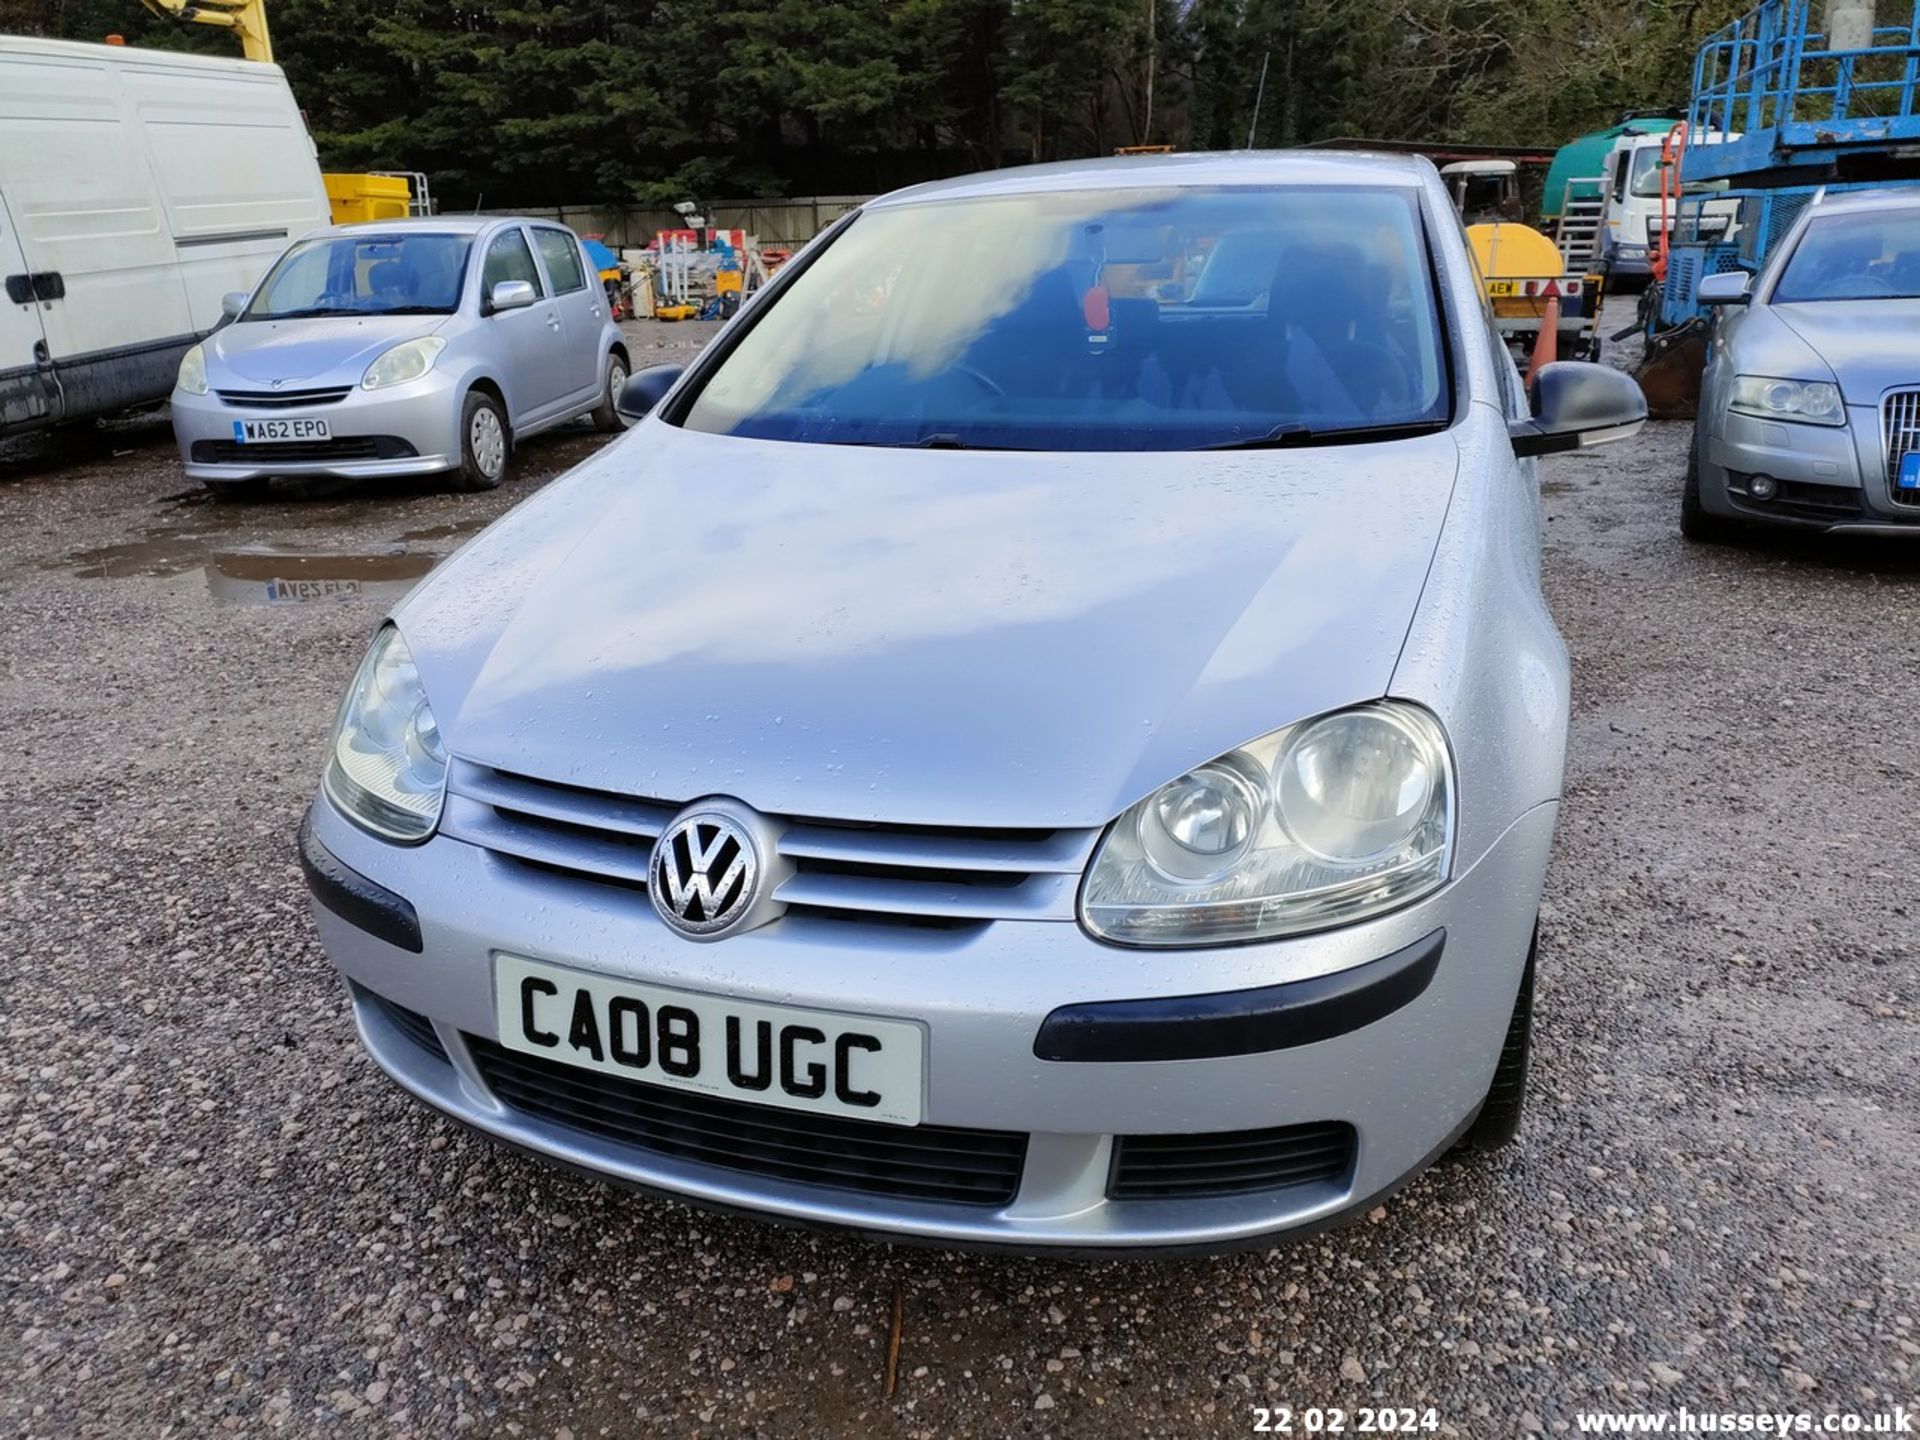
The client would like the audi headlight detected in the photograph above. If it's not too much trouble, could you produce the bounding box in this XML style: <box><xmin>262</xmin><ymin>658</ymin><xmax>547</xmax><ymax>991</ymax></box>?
<box><xmin>323</xmin><ymin>626</ymin><xmax>448</xmax><ymax>842</ymax></box>
<box><xmin>177</xmin><ymin>343</ymin><xmax>208</xmax><ymax>396</ymax></box>
<box><xmin>1729</xmin><ymin>375</ymin><xmax>1844</xmax><ymax>426</ymax></box>
<box><xmin>1081</xmin><ymin>703</ymin><xmax>1453</xmax><ymax>947</ymax></box>
<box><xmin>361</xmin><ymin>336</ymin><xmax>447</xmax><ymax>391</ymax></box>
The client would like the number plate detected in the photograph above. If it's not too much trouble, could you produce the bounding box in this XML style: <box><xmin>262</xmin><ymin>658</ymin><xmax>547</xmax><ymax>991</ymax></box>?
<box><xmin>232</xmin><ymin>417</ymin><xmax>330</xmax><ymax>443</ymax></box>
<box><xmin>1901</xmin><ymin>452</ymin><xmax>1920</xmax><ymax>491</ymax></box>
<box><xmin>1486</xmin><ymin>280</ymin><xmax>1518</xmax><ymax>296</ymax></box>
<box><xmin>493</xmin><ymin>955</ymin><xmax>926</xmax><ymax>1126</ymax></box>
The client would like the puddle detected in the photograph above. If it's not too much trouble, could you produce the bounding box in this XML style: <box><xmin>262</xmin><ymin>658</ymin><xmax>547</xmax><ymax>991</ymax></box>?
<box><xmin>203</xmin><ymin>549</ymin><xmax>438</xmax><ymax>606</ymax></box>
<box><xmin>51</xmin><ymin>529</ymin><xmax>441</xmax><ymax>605</ymax></box>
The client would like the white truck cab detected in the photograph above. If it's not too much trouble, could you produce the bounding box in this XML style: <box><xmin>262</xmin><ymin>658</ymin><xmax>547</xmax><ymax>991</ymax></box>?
<box><xmin>1599</xmin><ymin>131</ymin><xmax>1740</xmax><ymax>281</ymax></box>
<box><xmin>0</xmin><ymin>36</ymin><xmax>330</xmax><ymax>437</ymax></box>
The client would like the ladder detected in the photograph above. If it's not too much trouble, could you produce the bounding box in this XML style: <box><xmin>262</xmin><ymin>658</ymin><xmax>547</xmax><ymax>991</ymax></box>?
<box><xmin>1553</xmin><ymin>186</ymin><xmax>1606</xmax><ymax>272</ymax></box>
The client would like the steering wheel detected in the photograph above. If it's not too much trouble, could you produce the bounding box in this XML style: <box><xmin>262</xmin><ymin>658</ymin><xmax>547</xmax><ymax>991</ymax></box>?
<box><xmin>1343</xmin><ymin>339</ymin><xmax>1415</xmax><ymax>411</ymax></box>
<box><xmin>950</xmin><ymin>364</ymin><xmax>1006</xmax><ymax>398</ymax></box>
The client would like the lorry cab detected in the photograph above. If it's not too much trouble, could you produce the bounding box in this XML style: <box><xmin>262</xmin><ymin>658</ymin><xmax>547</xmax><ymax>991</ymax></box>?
<box><xmin>1600</xmin><ymin>131</ymin><xmax>1741</xmax><ymax>282</ymax></box>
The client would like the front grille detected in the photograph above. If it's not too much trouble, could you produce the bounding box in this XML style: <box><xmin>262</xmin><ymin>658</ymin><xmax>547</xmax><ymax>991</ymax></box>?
<box><xmin>1108</xmin><ymin>1121</ymin><xmax>1355</xmax><ymax>1200</ymax></box>
<box><xmin>439</xmin><ymin>760</ymin><xmax>1097</xmax><ymax>930</ymax></box>
<box><xmin>467</xmin><ymin>1037</ymin><xmax>1028</xmax><ymax>1206</ymax></box>
<box><xmin>355</xmin><ymin>984</ymin><xmax>448</xmax><ymax>1062</ymax></box>
<box><xmin>191</xmin><ymin>436</ymin><xmax>416</xmax><ymax>464</ymax></box>
<box><xmin>1881</xmin><ymin>389</ymin><xmax>1920</xmax><ymax>507</ymax></box>
<box><xmin>214</xmin><ymin>386</ymin><xmax>354</xmax><ymax>408</ymax></box>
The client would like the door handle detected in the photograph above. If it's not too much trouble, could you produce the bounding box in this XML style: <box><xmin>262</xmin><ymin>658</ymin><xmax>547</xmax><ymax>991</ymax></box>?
<box><xmin>5</xmin><ymin>272</ymin><xmax>64</xmax><ymax>303</ymax></box>
<box><xmin>546</xmin><ymin>314</ymin><xmax>561</xmax><ymax>330</ymax></box>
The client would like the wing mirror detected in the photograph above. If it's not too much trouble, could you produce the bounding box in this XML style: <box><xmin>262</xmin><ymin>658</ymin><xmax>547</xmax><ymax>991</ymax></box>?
<box><xmin>1509</xmin><ymin>361</ymin><xmax>1647</xmax><ymax>458</ymax></box>
<box><xmin>1696</xmin><ymin>270</ymin><xmax>1752</xmax><ymax>306</ymax></box>
<box><xmin>488</xmin><ymin>280</ymin><xmax>537</xmax><ymax>314</ymax></box>
<box><xmin>220</xmin><ymin>290</ymin><xmax>250</xmax><ymax>319</ymax></box>
<box><xmin>617</xmin><ymin>364</ymin><xmax>684</xmax><ymax>420</ymax></box>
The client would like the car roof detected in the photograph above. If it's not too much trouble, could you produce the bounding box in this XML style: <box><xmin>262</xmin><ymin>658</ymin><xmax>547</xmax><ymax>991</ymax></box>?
<box><xmin>306</xmin><ymin>216</ymin><xmax>564</xmax><ymax>239</ymax></box>
<box><xmin>868</xmin><ymin>150</ymin><xmax>1437</xmax><ymax>209</ymax></box>
<box><xmin>1808</xmin><ymin>186</ymin><xmax>1920</xmax><ymax>216</ymax></box>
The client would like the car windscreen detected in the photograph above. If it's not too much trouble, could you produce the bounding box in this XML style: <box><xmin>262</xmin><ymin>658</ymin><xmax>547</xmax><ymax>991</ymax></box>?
<box><xmin>244</xmin><ymin>234</ymin><xmax>473</xmax><ymax>319</ymax></box>
<box><xmin>676</xmin><ymin>186</ymin><xmax>1451</xmax><ymax>452</ymax></box>
<box><xmin>1773</xmin><ymin>209</ymin><xmax>1920</xmax><ymax>302</ymax></box>
<box><xmin>1628</xmin><ymin>144</ymin><xmax>1665</xmax><ymax>199</ymax></box>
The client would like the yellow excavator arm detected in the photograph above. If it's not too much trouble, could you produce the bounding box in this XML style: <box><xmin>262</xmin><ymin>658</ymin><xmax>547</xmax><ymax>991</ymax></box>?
<box><xmin>137</xmin><ymin>0</ymin><xmax>272</xmax><ymax>63</ymax></box>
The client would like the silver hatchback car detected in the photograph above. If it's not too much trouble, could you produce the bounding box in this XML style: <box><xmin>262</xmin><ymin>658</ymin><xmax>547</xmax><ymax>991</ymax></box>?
<box><xmin>300</xmin><ymin>153</ymin><xmax>1645</xmax><ymax>1253</ymax></box>
<box><xmin>172</xmin><ymin>217</ymin><xmax>629</xmax><ymax>496</ymax></box>
<box><xmin>1686</xmin><ymin>188</ymin><xmax>1920</xmax><ymax>539</ymax></box>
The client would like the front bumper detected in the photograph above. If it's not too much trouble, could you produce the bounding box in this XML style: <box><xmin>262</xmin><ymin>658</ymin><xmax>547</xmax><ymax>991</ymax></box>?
<box><xmin>1603</xmin><ymin>240</ymin><xmax>1652</xmax><ymax>277</ymax></box>
<box><xmin>171</xmin><ymin>374</ymin><xmax>462</xmax><ymax>482</ymax></box>
<box><xmin>1701</xmin><ymin>406</ymin><xmax>1920</xmax><ymax>532</ymax></box>
<box><xmin>304</xmin><ymin>794</ymin><xmax>1556</xmax><ymax>1252</ymax></box>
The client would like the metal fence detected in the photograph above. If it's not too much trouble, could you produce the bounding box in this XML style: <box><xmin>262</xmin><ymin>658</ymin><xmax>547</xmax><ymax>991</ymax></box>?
<box><xmin>482</xmin><ymin>195</ymin><xmax>870</xmax><ymax>249</ymax></box>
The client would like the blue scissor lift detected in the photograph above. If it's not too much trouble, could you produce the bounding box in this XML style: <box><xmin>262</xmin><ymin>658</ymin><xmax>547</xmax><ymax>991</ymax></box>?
<box><xmin>1656</xmin><ymin>0</ymin><xmax>1920</xmax><ymax>333</ymax></box>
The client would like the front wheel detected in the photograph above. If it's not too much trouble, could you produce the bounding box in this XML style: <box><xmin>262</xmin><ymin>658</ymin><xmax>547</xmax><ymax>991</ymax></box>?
<box><xmin>1456</xmin><ymin>926</ymin><xmax>1535</xmax><ymax>1154</ymax></box>
<box><xmin>454</xmin><ymin>389</ymin><xmax>509</xmax><ymax>492</ymax></box>
<box><xmin>590</xmin><ymin>352</ymin><xmax>629</xmax><ymax>433</ymax></box>
<box><xmin>1680</xmin><ymin>426</ymin><xmax>1741</xmax><ymax>544</ymax></box>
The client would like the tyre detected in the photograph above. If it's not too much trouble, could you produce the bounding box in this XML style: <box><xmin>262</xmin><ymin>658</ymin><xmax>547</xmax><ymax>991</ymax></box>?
<box><xmin>1457</xmin><ymin>925</ymin><xmax>1536</xmax><ymax>1153</ymax></box>
<box><xmin>1679</xmin><ymin>426</ymin><xmax>1741</xmax><ymax>544</ymax></box>
<box><xmin>202</xmin><ymin>477</ymin><xmax>273</xmax><ymax>502</ymax></box>
<box><xmin>454</xmin><ymin>389</ymin><xmax>509</xmax><ymax>492</ymax></box>
<box><xmin>589</xmin><ymin>352</ymin><xmax>629</xmax><ymax>434</ymax></box>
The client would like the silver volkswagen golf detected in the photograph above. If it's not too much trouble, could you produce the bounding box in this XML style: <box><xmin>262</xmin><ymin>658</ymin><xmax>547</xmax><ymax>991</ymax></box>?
<box><xmin>172</xmin><ymin>217</ymin><xmax>629</xmax><ymax>497</ymax></box>
<box><xmin>300</xmin><ymin>153</ymin><xmax>1645</xmax><ymax>1252</ymax></box>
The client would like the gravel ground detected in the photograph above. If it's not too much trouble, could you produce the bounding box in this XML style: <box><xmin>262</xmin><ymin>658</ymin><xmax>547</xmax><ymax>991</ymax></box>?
<box><xmin>2</xmin><ymin>309</ymin><xmax>1916</xmax><ymax>1437</ymax></box>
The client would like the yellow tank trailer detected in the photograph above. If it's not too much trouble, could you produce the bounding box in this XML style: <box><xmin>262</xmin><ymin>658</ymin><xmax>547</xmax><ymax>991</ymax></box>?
<box><xmin>1465</xmin><ymin>222</ymin><xmax>1605</xmax><ymax>363</ymax></box>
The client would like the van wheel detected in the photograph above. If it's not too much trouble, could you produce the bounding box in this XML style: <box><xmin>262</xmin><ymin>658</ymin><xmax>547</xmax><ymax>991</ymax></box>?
<box><xmin>203</xmin><ymin>477</ymin><xmax>273</xmax><ymax>502</ymax></box>
<box><xmin>1680</xmin><ymin>427</ymin><xmax>1740</xmax><ymax>544</ymax></box>
<box><xmin>1457</xmin><ymin>926</ymin><xmax>1536</xmax><ymax>1154</ymax></box>
<box><xmin>455</xmin><ymin>390</ymin><xmax>509</xmax><ymax>492</ymax></box>
<box><xmin>590</xmin><ymin>353</ymin><xmax>629</xmax><ymax>433</ymax></box>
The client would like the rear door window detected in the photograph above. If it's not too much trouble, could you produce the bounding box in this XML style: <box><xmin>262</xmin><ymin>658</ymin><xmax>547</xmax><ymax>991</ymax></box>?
<box><xmin>533</xmin><ymin>228</ymin><xmax>588</xmax><ymax>294</ymax></box>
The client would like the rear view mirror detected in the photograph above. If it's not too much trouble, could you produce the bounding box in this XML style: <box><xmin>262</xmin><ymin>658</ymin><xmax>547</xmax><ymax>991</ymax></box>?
<box><xmin>1509</xmin><ymin>361</ymin><xmax>1647</xmax><ymax>458</ymax></box>
<box><xmin>488</xmin><ymin>280</ymin><xmax>537</xmax><ymax>313</ymax></box>
<box><xmin>220</xmin><ymin>290</ymin><xmax>249</xmax><ymax>319</ymax></box>
<box><xmin>617</xmin><ymin>365</ymin><xmax>684</xmax><ymax>421</ymax></box>
<box><xmin>1696</xmin><ymin>270</ymin><xmax>1752</xmax><ymax>306</ymax></box>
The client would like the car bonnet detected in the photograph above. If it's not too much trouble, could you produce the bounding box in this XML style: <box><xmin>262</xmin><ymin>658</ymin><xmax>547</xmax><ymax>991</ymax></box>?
<box><xmin>396</xmin><ymin>420</ymin><xmax>1462</xmax><ymax>830</ymax></box>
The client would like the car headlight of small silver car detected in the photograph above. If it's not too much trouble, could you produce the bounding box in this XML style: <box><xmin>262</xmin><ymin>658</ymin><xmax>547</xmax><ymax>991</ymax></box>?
<box><xmin>324</xmin><ymin>625</ymin><xmax>449</xmax><ymax>842</ymax></box>
<box><xmin>1080</xmin><ymin>702</ymin><xmax>1453</xmax><ymax>946</ymax></box>
<box><xmin>362</xmin><ymin>336</ymin><xmax>448</xmax><ymax>391</ymax></box>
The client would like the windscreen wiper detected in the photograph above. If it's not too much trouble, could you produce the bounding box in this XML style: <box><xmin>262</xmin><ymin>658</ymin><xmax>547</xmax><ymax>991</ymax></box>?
<box><xmin>826</xmin><ymin>433</ymin><xmax>1029</xmax><ymax>451</ymax></box>
<box><xmin>1199</xmin><ymin>419</ymin><xmax>1449</xmax><ymax>451</ymax></box>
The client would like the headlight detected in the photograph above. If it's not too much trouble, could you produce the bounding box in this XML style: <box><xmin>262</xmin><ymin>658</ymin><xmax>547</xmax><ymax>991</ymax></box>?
<box><xmin>1080</xmin><ymin>703</ymin><xmax>1453</xmax><ymax>947</ymax></box>
<box><xmin>177</xmin><ymin>344</ymin><xmax>208</xmax><ymax>396</ymax></box>
<box><xmin>323</xmin><ymin>626</ymin><xmax>448</xmax><ymax>842</ymax></box>
<box><xmin>1729</xmin><ymin>375</ymin><xmax>1844</xmax><ymax>426</ymax></box>
<box><xmin>361</xmin><ymin>336</ymin><xmax>447</xmax><ymax>391</ymax></box>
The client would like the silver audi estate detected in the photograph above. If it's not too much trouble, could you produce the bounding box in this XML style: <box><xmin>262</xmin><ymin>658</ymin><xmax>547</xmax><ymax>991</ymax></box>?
<box><xmin>172</xmin><ymin>217</ymin><xmax>629</xmax><ymax>497</ymax></box>
<box><xmin>1686</xmin><ymin>187</ymin><xmax>1920</xmax><ymax>539</ymax></box>
<box><xmin>300</xmin><ymin>153</ymin><xmax>1645</xmax><ymax>1253</ymax></box>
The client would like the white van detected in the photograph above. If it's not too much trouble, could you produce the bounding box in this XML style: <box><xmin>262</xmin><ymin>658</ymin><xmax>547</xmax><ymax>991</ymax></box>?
<box><xmin>0</xmin><ymin>36</ymin><xmax>330</xmax><ymax>436</ymax></box>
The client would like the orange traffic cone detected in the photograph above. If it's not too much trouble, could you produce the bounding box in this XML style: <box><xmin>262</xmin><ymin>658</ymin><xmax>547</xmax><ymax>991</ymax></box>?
<box><xmin>1525</xmin><ymin>297</ymin><xmax>1560</xmax><ymax>385</ymax></box>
